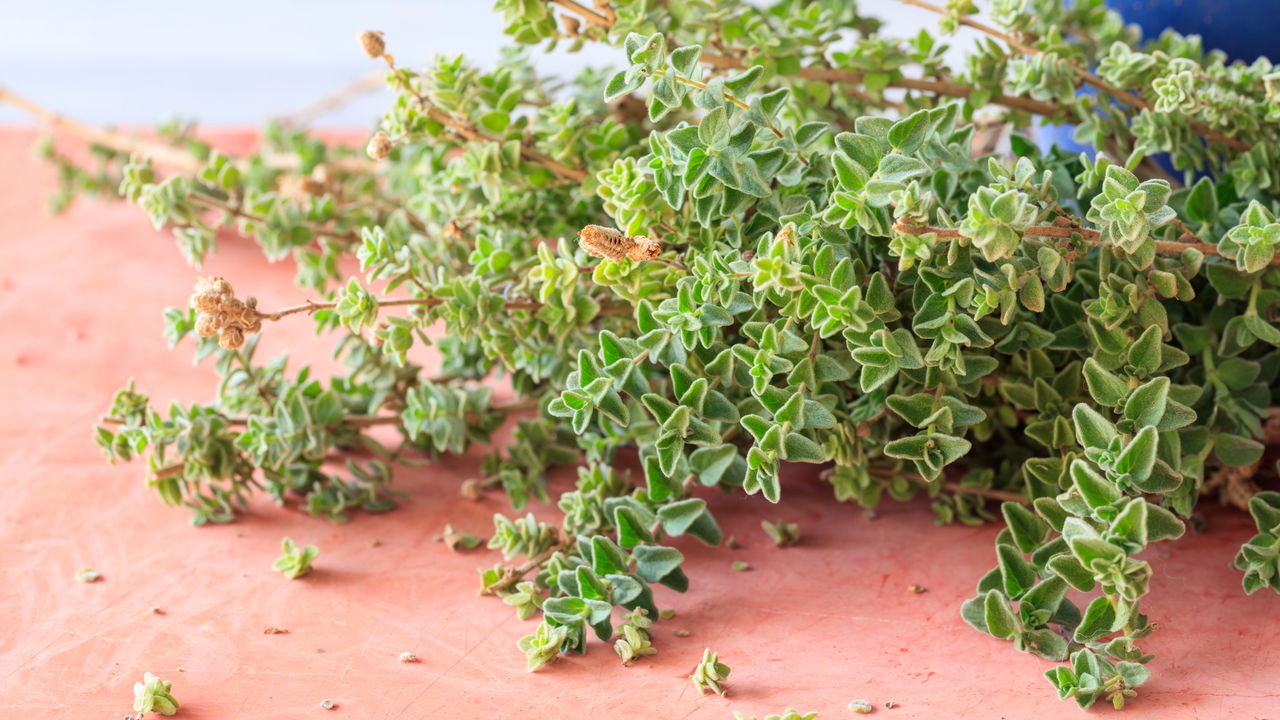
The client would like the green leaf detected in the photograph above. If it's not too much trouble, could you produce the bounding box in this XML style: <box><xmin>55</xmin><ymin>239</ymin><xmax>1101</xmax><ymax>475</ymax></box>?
<box><xmin>1074</xmin><ymin>596</ymin><xmax>1118</xmax><ymax>642</ymax></box>
<box><xmin>1071</xmin><ymin>459</ymin><xmax>1121</xmax><ymax>509</ymax></box>
<box><xmin>631</xmin><ymin>545</ymin><xmax>684</xmax><ymax>583</ymax></box>
<box><xmin>1215</xmin><ymin>433</ymin><xmax>1264</xmax><ymax>466</ymax></box>
<box><xmin>1126</xmin><ymin>326</ymin><xmax>1162</xmax><ymax>376</ymax></box>
<box><xmin>1003</xmin><ymin>502</ymin><xmax>1049</xmax><ymax>553</ymax></box>
<box><xmin>1114</xmin><ymin>426</ymin><xmax>1158</xmax><ymax>484</ymax></box>
<box><xmin>876</xmin><ymin>154</ymin><xmax>929</xmax><ymax>183</ymax></box>
<box><xmin>1082</xmin><ymin>358</ymin><xmax>1128</xmax><ymax>406</ymax></box>
<box><xmin>1123</xmin><ymin>377</ymin><xmax>1169</xmax><ymax>428</ymax></box>
<box><xmin>1072</xmin><ymin>404</ymin><xmax>1118</xmax><ymax>450</ymax></box>
<box><xmin>983</xmin><ymin>590</ymin><xmax>1020</xmax><ymax>639</ymax></box>
<box><xmin>657</xmin><ymin>498</ymin><xmax>708</xmax><ymax>536</ymax></box>
<box><xmin>670</xmin><ymin>45</ymin><xmax>702</xmax><ymax>77</ymax></box>
<box><xmin>1184</xmin><ymin>177</ymin><xmax>1217</xmax><ymax>224</ymax></box>
<box><xmin>887</xmin><ymin>109</ymin><xmax>931</xmax><ymax>153</ymax></box>
<box><xmin>997</xmin><ymin>544</ymin><xmax>1036</xmax><ymax>597</ymax></box>
<box><xmin>1047</xmin><ymin>554</ymin><xmax>1097</xmax><ymax>592</ymax></box>
<box><xmin>783</xmin><ymin>432</ymin><xmax>826</xmax><ymax>462</ymax></box>
<box><xmin>614</xmin><ymin>506</ymin><xmax>654</xmax><ymax>548</ymax></box>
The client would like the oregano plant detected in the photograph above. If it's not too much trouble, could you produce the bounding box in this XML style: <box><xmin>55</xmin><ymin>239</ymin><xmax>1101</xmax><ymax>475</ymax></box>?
<box><xmin>15</xmin><ymin>0</ymin><xmax>1280</xmax><ymax>710</ymax></box>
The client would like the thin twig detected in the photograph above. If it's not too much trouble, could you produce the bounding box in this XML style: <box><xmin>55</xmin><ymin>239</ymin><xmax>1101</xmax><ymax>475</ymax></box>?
<box><xmin>480</xmin><ymin>537</ymin><xmax>567</xmax><ymax>596</ymax></box>
<box><xmin>99</xmin><ymin>397</ymin><xmax>540</xmax><ymax>429</ymax></box>
<box><xmin>540</xmin><ymin>0</ymin><xmax>1068</xmax><ymax>119</ymax></box>
<box><xmin>0</xmin><ymin>86</ymin><xmax>375</xmax><ymax>174</ymax></box>
<box><xmin>376</xmin><ymin>55</ymin><xmax>588</xmax><ymax>183</ymax></box>
<box><xmin>890</xmin><ymin>221</ymin><xmax>1266</xmax><ymax>264</ymax></box>
<box><xmin>192</xmin><ymin>193</ymin><xmax>362</xmax><ymax>246</ymax></box>
<box><xmin>254</xmin><ymin>294</ymin><xmax>633</xmax><ymax>322</ymax></box>
<box><xmin>275</xmin><ymin>70</ymin><xmax>385</xmax><ymax>127</ymax></box>
<box><xmin>870</xmin><ymin>466</ymin><xmax>1029</xmax><ymax>505</ymax></box>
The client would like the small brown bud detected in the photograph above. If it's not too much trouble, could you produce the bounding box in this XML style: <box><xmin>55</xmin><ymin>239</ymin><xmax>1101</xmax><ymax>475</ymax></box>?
<box><xmin>191</xmin><ymin>291</ymin><xmax>221</xmax><ymax>314</ymax></box>
<box><xmin>443</xmin><ymin>220</ymin><xmax>464</xmax><ymax>242</ymax></box>
<box><xmin>359</xmin><ymin>30</ymin><xmax>385</xmax><ymax>59</ymax></box>
<box><xmin>367</xmin><ymin>131</ymin><xmax>392</xmax><ymax>161</ymax></box>
<box><xmin>194</xmin><ymin>314</ymin><xmax>218</xmax><ymax>338</ymax></box>
<box><xmin>460</xmin><ymin>478</ymin><xmax>483</xmax><ymax>500</ymax></box>
<box><xmin>309</xmin><ymin>163</ymin><xmax>332</xmax><ymax>186</ymax></box>
<box><xmin>626</xmin><ymin>236</ymin><xmax>662</xmax><ymax>262</ymax></box>
<box><xmin>219</xmin><ymin>326</ymin><xmax>245</xmax><ymax>350</ymax></box>
<box><xmin>204</xmin><ymin>276</ymin><xmax>234</xmax><ymax>297</ymax></box>
<box><xmin>276</xmin><ymin>174</ymin><xmax>326</xmax><ymax>202</ymax></box>
<box><xmin>560</xmin><ymin>15</ymin><xmax>581</xmax><ymax>37</ymax></box>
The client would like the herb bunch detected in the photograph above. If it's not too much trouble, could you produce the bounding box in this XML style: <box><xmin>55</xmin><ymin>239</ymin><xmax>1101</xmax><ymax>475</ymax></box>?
<box><xmin>19</xmin><ymin>0</ymin><xmax>1280</xmax><ymax>710</ymax></box>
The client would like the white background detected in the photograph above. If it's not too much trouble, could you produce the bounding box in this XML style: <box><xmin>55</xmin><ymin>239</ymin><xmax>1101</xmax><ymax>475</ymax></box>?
<box><xmin>0</xmin><ymin>1</ymin><xmax>955</xmax><ymax>127</ymax></box>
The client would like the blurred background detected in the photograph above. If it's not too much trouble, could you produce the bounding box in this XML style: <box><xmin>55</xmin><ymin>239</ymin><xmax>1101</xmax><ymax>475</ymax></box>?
<box><xmin>0</xmin><ymin>1</ymin><xmax>953</xmax><ymax>127</ymax></box>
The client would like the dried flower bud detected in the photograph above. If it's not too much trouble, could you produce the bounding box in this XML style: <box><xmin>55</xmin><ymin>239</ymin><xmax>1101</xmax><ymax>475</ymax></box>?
<box><xmin>578</xmin><ymin>225</ymin><xmax>664</xmax><ymax>264</ymax></box>
<box><xmin>443</xmin><ymin>220</ymin><xmax>465</xmax><ymax>242</ymax></box>
<box><xmin>358</xmin><ymin>30</ymin><xmax>385</xmax><ymax>59</ymax></box>
<box><xmin>578</xmin><ymin>224</ymin><xmax>630</xmax><ymax>261</ymax></box>
<box><xmin>560</xmin><ymin>15</ymin><xmax>581</xmax><ymax>37</ymax></box>
<box><xmin>219</xmin><ymin>326</ymin><xmax>245</xmax><ymax>350</ymax></box>
<box><xmin>276</xmin><ymin>174</ymin><xmax>326</xmax><ymax>202</ymax></box>
<box><xmin>626</xmin><ymin>236</ymin><xmax>662</xmax><ymax>262</ymax></box>
<box><xmin>194</xmin><ymin>314</ymin><xmax>218</xmax><ymax>338</ymax></box>
<box><xmin>309</xmin><ymin>163</ymin><xmax>332</xmax><ymax>186</ymax></box>
<box><xmin>460</xmin><ymin>478</ymin><xmax>483</xmax><ymax>500</ymax></box>
<box><xmin>367</xmin><ymin>131</ymin><xmax>392</xmax><ymax>161</ymax></box>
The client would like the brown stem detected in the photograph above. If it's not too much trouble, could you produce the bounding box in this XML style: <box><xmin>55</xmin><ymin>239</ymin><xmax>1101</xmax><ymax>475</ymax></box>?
<box><xmin>377</xmin><ymin>56</ymin><xmax>588</xmax><ymax>183</ymax></box>
<box><xmin>897</xmin><ymin>0</ymin><xmax>1250</xmax><ymax>152</ymax></box>
<box><xmin>659</xmin><ymin>71</ymin><xmax>809</xmax><ymax>166</ymax></box>
<box><xmin>870</xmin><ymin>466</ymin><xmax>1029</xmax><ymax>505</ymax></box>
<box><xmin>192</xmin><ymin>193</ymin><xmax>362</xmax><ymax>246</ymax></box>
<box><xmin>480</xmin><ymin>537</ymin><xmax>567</xmax><ymax>596</ymax></box>
<box><xmin>889</xmin><ymin>221</ymin><xmax>1271</xmax><ymax>265</ymax></box>
<box><xmin>100</xmin><ymin>397</ymin><xmax>540</xmax><ymax>430</ymax></box>
<box><xmin>550</xmin><ymin>0</ymin><xmax>611</xmax><ymax>27</ymax></box>
<box><xmin>700</xmin><ymin>52</ymin><xmax>1066</xmax><ymax>118</ymax></box>
<box><xmin>0</xmin><ymin>87</ymin><xmax>374</xmax><ymax>174</ymax></box>
<box><xmin>254</xmin><ymin>294</ymin><xmax>633</xmax><ymax>322</ymax></box>
<box><xmin>539</xmin><ymin>0</ymin><xmax>1068</xmax><ymax>118</ymax></box>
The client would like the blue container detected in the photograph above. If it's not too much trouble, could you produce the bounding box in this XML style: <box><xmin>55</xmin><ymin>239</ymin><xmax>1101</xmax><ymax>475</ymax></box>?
<box><xmin>1034</xmin><ymin>0</ymin><xmax>1279</xmax><ymax>160</ymax></box>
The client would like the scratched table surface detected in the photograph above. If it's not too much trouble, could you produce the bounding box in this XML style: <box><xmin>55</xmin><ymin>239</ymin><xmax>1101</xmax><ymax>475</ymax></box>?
<box><xmin>0</xmin><ymin>127</ymin><xmax>1276</xmax><ymax>719</ymax></box>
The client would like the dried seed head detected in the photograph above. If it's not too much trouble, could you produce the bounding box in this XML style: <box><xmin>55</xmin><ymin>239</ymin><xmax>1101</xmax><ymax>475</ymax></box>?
<box><xmin>219</xmin><ymin>326</ymin><xmax>245</xmax><ymax>350</ymax></box>
<box><xmin>310</xmin><ymin>163</ymin><xmax>332</xmax><ymax>185</ymax></box>
<box><xmin>626</xmin><ymin>235</ymin><xmax>662</xmax><ymax>262</ymax></box>
<box><xmin>578</xmin><ymin>224</ymin><xmax>630</xmax><ymax>261</ymax></box>
<box><xmin>367</xmin><ymin>131</ymin><xmax>392</xmax><ymax>161</ymax></box>
<box><xmin>194</xmin><ymin>314</ymin><xmax>218</xmax><ymax>338</ymax></box>
<box><xmin>191</xmin><ymin>276</ymin><xmax>235</xmax><ymax>313</ymax></box>
<box><xmin>578</xmin><ymin>225</ymin><xmax>665</xmax><ymax>264</ymax></box>
<box><xmin>358</xmin><ymin>30</ymin><xmax>385</xmax><ymax>59</ymax></box>
<box><xmin>560</xmin><ymin>14</ymin><xmax>581</xmax><ymax>37</ymax></box>
<box><xmin>460</xmin><ymin>478</ymin><xmax>483</xmax><ymax>500</ymax></box>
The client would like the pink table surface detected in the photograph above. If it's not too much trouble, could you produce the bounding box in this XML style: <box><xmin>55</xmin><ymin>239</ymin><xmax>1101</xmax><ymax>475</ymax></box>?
<box><xmin>0</xmin><ymin>127</ymin><xmax>1276</xmax><ymax>719</ymax></box>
